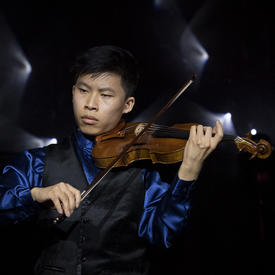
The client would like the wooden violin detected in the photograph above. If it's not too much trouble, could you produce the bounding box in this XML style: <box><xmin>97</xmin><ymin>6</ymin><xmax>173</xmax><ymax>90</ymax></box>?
<box><xmin>92</xmin><ymin>120</ymin><xmax>272</xmax><ymax>169</ymax></box>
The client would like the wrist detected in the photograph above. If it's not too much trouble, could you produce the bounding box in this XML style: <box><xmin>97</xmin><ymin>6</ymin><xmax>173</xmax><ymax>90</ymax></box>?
<box><xmin>30</xmin><ymin>187</ymin><xmax>39</xmax><ymax>201</ymax></box>
<box><xmin>178</xmin><ymin>162</ymin><xmax>202</xmax><ymax>181</ymax></box>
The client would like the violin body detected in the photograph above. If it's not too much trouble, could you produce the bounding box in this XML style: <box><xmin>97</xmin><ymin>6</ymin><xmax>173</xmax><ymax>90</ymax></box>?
<box><xmin>93</xmin><ymin>120</ymin><xmax>190</xmax><ymax>168</ymax></box>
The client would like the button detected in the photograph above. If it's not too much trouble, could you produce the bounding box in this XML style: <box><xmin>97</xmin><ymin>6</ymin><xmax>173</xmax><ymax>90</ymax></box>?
<box><xmin>81</xmin><ymin>256</ymin><xmax>87</xmax><ymax>262</ymax></box>
<box><xmin>81</xmin><ymin>218</ymin><xmax>89</xmax><ymax>224</ymax></box>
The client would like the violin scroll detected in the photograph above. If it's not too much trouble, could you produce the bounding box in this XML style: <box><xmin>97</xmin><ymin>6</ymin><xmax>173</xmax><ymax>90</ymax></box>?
<box><xmin>234</xmin><ymin>135</ymin><xmax>272</xmax><ymax>160</ymax></box>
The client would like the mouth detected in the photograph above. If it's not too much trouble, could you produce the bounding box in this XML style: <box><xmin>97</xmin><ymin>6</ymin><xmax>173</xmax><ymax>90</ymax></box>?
<box><xmin>81</xmin><ymin>115</ymin><xmax>99</xmax><ymax>125</ymax></box>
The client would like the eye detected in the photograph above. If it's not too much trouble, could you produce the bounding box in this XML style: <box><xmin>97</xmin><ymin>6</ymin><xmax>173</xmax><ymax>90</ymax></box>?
<box><xmin>79</xmin><ymin>88</ymin><xmax>88</xmax><ymax>93</ymax></box>
<box><xmin>101</xmin><ymin>94</ymin><xmax>113</xmax><ymax>98</ymax></box>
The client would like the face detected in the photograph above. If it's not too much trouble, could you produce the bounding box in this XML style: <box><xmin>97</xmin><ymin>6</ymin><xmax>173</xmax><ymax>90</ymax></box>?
<box><xmin>72</xmin><ymin>72</ymin><xmax>135</xmax><ymax>136</ymax></box>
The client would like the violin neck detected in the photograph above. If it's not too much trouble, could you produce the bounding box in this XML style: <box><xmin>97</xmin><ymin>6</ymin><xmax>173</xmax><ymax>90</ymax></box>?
<box><xmin>152</xmin><ymin>127</ymin><xmax>189</xmax><ymax>139</ymax></box>
<box><xmin>152</xmin><ymin>125</ymin><xmax>236</xmax><ymax>142</ymax></box>
<box><xmin>148</xmin><ymin>124</ymin><xmax>272</xmax><ymax>160</ymax></box>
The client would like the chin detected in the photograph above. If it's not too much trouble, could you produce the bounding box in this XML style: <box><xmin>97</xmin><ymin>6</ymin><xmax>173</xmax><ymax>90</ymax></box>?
<box><xmin>79</xmin><ymin>125</ymin><xmax>101</xmax><ymax>137</ymax></box>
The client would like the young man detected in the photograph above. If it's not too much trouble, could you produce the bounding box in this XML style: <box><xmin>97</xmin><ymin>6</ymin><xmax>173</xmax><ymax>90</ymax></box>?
<box><xmin>0</xmin><ymin>45</ymin><xmax>223</xmax><ymax>274</ymax></box>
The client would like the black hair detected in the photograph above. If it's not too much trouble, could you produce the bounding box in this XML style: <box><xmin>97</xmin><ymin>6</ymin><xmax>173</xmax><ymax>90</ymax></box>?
<box><xmin>71</xmin><ymin>45</ymin><xmax>139</xmax><ymax>98</ymax></box>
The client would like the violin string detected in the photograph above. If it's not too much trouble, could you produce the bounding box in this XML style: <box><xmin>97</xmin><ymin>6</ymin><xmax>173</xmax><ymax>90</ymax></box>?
<box><xmin>149</xmin><ymin>125</ymin><xmax>237</xmax><ymax>140</ymax></box>
<box><xmin>149</xmin><ymin>126</ymin><xmax>189</xmax><ymax>136</ymax></box>
<box><xmin>126</xmin><ymin>123</ymin><xmax>189</xmax><ymax>135</ymax></box>
<box><xmin>126</xmin><ymin>123</ymin><xmax>236</xmax><ymax>140</ymax></box>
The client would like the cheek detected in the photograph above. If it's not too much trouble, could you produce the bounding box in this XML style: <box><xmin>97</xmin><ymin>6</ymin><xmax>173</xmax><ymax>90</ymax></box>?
<box><xmin>101</xmin><ymin>103</ymin><xmax>124</xmax><ymax>122</ymax></box>
<box><xmin>107</xmin><ymin>101</ymin><xmax>125</xmax><ymax>115</ymax></box>
<box><xmin>72</xmin><ymin>100</ymin><xmax>77</xmax><ymax>114</ymax></box>
<box><xmin>72</xmin><ymin>97</ymin><xmax>83</xmax><ymax>112</ymax></box>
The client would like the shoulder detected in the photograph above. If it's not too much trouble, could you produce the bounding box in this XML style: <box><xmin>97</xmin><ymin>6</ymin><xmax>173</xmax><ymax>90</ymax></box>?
<box><xmin>16</xmin><ymin>147</ymin><xmax>46</xmax><ymax>172</ymax></box>
<box><xmin>0</xmin><ymin>147</ymin><xmax>46</xmax><ymax>177</ymax></box>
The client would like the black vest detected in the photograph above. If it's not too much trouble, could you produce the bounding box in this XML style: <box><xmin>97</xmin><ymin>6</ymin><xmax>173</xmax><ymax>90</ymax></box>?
<box><xmin>34</xmin><ymin>137</ymin><xmax>150</xmax><ymax>275</ymax></box>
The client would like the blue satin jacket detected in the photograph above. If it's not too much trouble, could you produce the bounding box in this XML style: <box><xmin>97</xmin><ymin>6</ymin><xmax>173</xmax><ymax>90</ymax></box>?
<box><xmin>0</xmin><ymin>130</ymin><xmax>194</xmax><ymax>248</ymax></box>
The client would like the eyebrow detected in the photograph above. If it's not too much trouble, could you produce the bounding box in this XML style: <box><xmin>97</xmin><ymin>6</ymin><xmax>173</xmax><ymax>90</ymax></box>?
<box><xmin>76</xmin><ymin>80</ymin><xmax>116</xmax><ymax>93</ymax></box>
<box><xmin>98</xmin><ymin>87</ymin><xmax>116</xmax><ymax>93</ymax></box>
<box><xmin>76</xmin><ymin>81</ymin><xmax>91</xmax><ymax>89</ymax></box>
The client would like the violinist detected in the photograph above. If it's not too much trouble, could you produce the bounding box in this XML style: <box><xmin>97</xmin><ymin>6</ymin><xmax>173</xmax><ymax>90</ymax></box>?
<box><xmin>0</xmin><ymin>45</ymin><xmax>223</xmax><ymax>275</ymax></box>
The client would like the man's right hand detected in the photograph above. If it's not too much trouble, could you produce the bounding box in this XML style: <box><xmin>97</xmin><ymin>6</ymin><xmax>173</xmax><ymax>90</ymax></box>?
<box><xmin>31</xmin><ymin>182</ymin><xmax>81</xmax><ymax>217</ymax></box>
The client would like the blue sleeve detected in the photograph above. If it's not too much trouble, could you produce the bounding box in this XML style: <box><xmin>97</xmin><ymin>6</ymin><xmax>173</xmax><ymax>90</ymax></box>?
<box><xmin>138</xmin><ymin>169</ymin><xmax>195</xmax><ymax>248</ymax></box>
<box><xmin>0</xmin><ymin>148</ymin><xmax>45</xmax><ymax>224</ymax></box>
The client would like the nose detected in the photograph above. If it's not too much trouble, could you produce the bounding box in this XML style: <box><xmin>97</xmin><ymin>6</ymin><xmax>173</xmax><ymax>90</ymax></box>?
<box><xmin>85</xmin><ymin>93</ymin><xmax>98</xmax><ymax>111</ymax></box>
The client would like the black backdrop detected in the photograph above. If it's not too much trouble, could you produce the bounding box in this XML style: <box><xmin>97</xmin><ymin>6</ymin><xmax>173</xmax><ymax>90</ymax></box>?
<box><xmin>0</xmin><ymin>1</ymin><xmax>274</xmax><ymax>274</ymax></box>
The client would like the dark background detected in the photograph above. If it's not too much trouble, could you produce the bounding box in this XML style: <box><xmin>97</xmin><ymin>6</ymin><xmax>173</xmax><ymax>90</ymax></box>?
<box><xmin>0</xmin><ymin>1</ymin><xmax>274</xmax><ymax>274</ymax></box>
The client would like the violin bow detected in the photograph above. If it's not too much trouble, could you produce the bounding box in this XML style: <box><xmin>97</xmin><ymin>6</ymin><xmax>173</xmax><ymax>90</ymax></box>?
<box><xmin>53</xmin><ymin>75</ymin><xmax>195</xmax><ymax>224</ymax></box>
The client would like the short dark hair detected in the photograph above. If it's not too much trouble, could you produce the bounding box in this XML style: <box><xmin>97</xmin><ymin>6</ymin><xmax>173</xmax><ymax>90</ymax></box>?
<box><xmin>71</xmin><ymin>45</ymin><xmax>139</xmax><ymax>97</ymax></box>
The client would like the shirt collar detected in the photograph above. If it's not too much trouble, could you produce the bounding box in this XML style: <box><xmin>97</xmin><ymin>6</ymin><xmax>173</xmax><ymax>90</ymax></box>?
<box><xmin>73</xmin><ymin>129</ymin><xmax>94</xmax><ymax>155</ymax></box>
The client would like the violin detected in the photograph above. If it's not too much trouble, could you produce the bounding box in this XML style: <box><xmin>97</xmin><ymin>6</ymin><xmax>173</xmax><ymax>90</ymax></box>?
<box><xmin>92</xmin><ymin>119</ymin><xmax>272</xmax><ymax>169</ymax></box>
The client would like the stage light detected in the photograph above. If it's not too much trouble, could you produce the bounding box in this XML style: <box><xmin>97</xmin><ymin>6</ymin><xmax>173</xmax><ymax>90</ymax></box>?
<box><xmin>23</xmin><ymin>59</ymin><xmax>32</xmax><ymax>74</ymax></box>
<box><xmin>224</xmin><ymin>112</ymin><xmax>232</xmax><ymax>120</ymax></box>
<box><xmin>180</xmin><ymin>27</ymin><xmax>209</xmax><ymax>77</ymax></box>
<box><xmin>37</xmin><ymin>137</ymin><xmax>58</xmax><ymax>147</ymax></box>
<box><xmin>49</xmin><ymin>138</ymin><xmax>58</xmax><ymax>144</ymax></box>
<box><xmin>250</xmin><ymin>129</ymin><xmax>257</xmax><ymax>135</ymax></box>
<box><xmin>205</xmin><ymin>111</ymin><xmax>236</xmax><ymax>135</ymax></box>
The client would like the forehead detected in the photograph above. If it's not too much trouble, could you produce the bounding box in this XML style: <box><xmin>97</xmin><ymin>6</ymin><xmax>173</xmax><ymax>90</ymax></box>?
<box><xmin>76</xmin><ymin>72</ymin><xmax>122</xmax><ymax>86</ymax></box>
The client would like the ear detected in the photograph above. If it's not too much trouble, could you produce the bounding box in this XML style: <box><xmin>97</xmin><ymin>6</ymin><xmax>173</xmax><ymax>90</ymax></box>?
<box><xmin>122</xmin><ymin>97</ymin><xmax>135</xmax><ymax>114</ymax></box>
